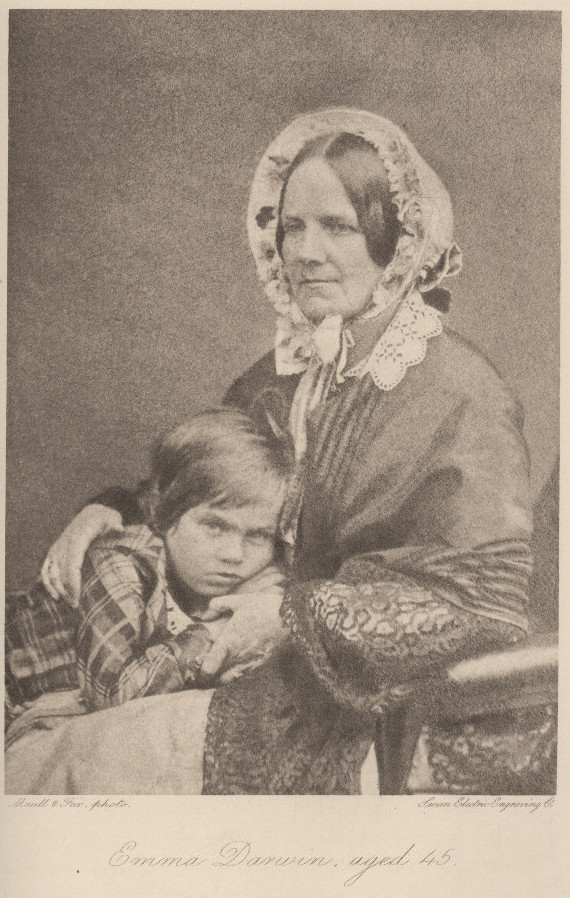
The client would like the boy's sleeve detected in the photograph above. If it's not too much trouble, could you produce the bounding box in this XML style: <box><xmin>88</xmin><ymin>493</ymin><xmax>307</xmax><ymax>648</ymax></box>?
<box><xmin>76</xmin><ymin>543</ymin><xmax>213</xmax><ymax>711</ymax></box>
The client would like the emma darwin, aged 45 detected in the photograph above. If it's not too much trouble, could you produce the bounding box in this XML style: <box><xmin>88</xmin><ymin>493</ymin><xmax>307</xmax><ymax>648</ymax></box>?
<box><xmin>6</xmin><ymin>13</ymin><xmax>558</xmax><ymax>797</ymax></box>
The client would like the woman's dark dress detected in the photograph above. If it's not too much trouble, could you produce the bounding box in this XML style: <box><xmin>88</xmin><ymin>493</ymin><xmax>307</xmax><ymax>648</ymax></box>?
<box><xmin>201</xmin><ymin>328</ymin><xmax>539</xmax><ymax>793</ymax></box>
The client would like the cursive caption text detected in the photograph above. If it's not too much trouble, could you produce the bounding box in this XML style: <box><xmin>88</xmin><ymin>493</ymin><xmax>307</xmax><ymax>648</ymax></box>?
<box><xmin>107</xmin><ymin>839</ymin><xmax>456</xmax><ymax>886</ymax></box>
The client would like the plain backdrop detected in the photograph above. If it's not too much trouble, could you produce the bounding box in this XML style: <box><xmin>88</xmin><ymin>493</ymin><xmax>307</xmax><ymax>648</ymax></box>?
<box><xmin>7</xmin><ymin>9</ymin><xmax>560</xmax><ymax>589</ymax></box>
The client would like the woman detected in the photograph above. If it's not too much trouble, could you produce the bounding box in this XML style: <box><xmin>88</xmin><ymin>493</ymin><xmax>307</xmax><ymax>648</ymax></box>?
<box><xmin>30</xmin><ymin>109</ymin><xmax>533</xmax><ymax>793</ymax></box>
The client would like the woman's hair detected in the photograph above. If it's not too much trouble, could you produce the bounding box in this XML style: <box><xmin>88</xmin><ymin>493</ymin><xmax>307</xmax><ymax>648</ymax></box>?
<box><xmin>139</xmin><ymin>407</ymin><xmax>292</xmax><ymax>534</ymax></box>
<box><xmin>275</xmin><ymin>132</ymin><xmax>401</xmax><ymax>269</ymax></box>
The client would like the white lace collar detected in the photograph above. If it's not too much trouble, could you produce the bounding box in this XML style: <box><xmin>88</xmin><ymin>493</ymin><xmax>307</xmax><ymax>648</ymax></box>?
<box><xmin>277</xmin><ymin>290</ymin><xmax>442</xmax><ymax>393</ymax></box>
<box><xmin>343</xmin><ymin>290</ymin><xmax>443</xmax><ymax>391</ymax></box>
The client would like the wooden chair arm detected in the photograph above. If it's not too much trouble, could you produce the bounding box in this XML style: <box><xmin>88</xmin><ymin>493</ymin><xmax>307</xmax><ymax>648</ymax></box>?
<box><xmin>376</xmin><ymin>632</ymin><xmax>559</xmax><ymax>794</ymax></box>
<box><xmin>429</xmin><ymin>632</ymin><xmax>558</xmax><ymax>721</ymax></box>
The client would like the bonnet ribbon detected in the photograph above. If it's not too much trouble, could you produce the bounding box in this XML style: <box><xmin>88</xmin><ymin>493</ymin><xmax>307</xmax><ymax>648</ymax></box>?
<box><xmin>288</xmin><ymin>314</ymin><xmax>355</xmax><ymax>461</ymax></box>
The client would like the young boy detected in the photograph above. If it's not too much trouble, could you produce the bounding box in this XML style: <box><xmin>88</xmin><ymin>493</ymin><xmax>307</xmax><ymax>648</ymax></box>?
<box><xmin>6</xmin><ymin>408</ymin><xmax>291</xmax><ymax>727</ymax></box>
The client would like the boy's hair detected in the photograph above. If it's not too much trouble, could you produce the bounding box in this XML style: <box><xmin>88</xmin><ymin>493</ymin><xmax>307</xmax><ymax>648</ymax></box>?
<box><xmin>139</xmin><ymin>407</ymin><xmax>292</xmax><ymax>534</ymax></box>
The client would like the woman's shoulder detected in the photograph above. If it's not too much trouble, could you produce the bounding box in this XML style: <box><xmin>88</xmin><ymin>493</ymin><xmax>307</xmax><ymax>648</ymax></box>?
<box><xmin>224</xmin><ymin>350</ymin><xmax>302</xmax><ymax>407</ymax></box>
<box><xmin>224</xmin><ymin>350</ymin><xmax>277</xmax><ymax>402</ymax></box>
<box><xmin>223</xmin><ymin>350</ymin><xmax>302</xmax><ymax>429</ymax></box>
<box><xmin>423</xmin><ymin>326</ymin><xmax>521</xmax><ymax>406</ymax></box>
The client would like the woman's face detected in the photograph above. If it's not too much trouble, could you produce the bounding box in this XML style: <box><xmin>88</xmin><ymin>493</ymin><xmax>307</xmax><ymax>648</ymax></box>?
<box><xmin>164</xmin><ymin>496</ymin><xmax>281</xmax><ymax>597</ymax></box>
<box><xmin>280</xmin><ymin>157</ymin><xmax>384</xmax><ymax>322</ymax></box>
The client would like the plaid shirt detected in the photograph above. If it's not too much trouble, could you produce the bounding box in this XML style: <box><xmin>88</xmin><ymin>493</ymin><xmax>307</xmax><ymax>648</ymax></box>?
<box><xmin>6</xmin><ymin>526</ymin><xmax>213</xmax><ymax>712</ymax></box>
<box><xmin>6</xmin><ymin>584</ymin><xmax>80</xmax><ymax>711</ymax></box>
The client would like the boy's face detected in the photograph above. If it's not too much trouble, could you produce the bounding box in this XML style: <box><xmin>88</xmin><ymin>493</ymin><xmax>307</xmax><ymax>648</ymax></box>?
<box><xmin>164</xmin><ymin>494</ymin><xmax>282</xmax><ymax>597</ymax></box>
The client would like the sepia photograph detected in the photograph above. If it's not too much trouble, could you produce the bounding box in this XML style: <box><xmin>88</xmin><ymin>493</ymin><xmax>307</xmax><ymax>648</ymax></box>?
<box><xmin>5</xmin><ymin>8</ymin><xmax>559</xmax><ymax>801</ymax></box>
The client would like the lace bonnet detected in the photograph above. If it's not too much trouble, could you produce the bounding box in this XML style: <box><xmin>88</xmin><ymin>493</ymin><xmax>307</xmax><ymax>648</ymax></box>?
<box><xmin>247</xmin><ymin>108</ymin><xmax>463</xmax><ymax>386</ymax></box>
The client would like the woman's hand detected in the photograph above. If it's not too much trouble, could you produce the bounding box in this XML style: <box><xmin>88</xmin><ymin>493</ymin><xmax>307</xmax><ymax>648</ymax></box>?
<box><xmin>229</xmin><ymin>564</ymin><xmax>286</xmax><ymax>596</ymax></box>
<box><xmin>197</xmin><ymin>565</ymin><xmax>286</xmax><ymax>623</ymax></box>
<box><xmin>198</xmin><ymin>591</ymin><xmax>288</xmax><ymax>683</ymax></box>
<box><xmin>41</xmin><ymin>505</ymin><xmax>124</xmax><ymax>606</ymax></box>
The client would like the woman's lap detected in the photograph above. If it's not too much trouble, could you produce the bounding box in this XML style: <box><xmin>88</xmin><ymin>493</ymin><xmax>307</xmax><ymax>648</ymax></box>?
<box><xmin>5</xmin><ymin>688</ymin><xmax>215</xmax><ymax>795</ymax></box>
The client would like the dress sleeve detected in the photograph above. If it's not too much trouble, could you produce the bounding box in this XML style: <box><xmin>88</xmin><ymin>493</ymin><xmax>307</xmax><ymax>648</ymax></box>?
<box><xmin>283</xmin><ymin>378</ymin><xmax>533</xmax><ymax>716</ymax></box>
<box><xmin>76</xmin><ymin>543</ymin><xmax>213</xmax><ymax>711</ymax></box>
